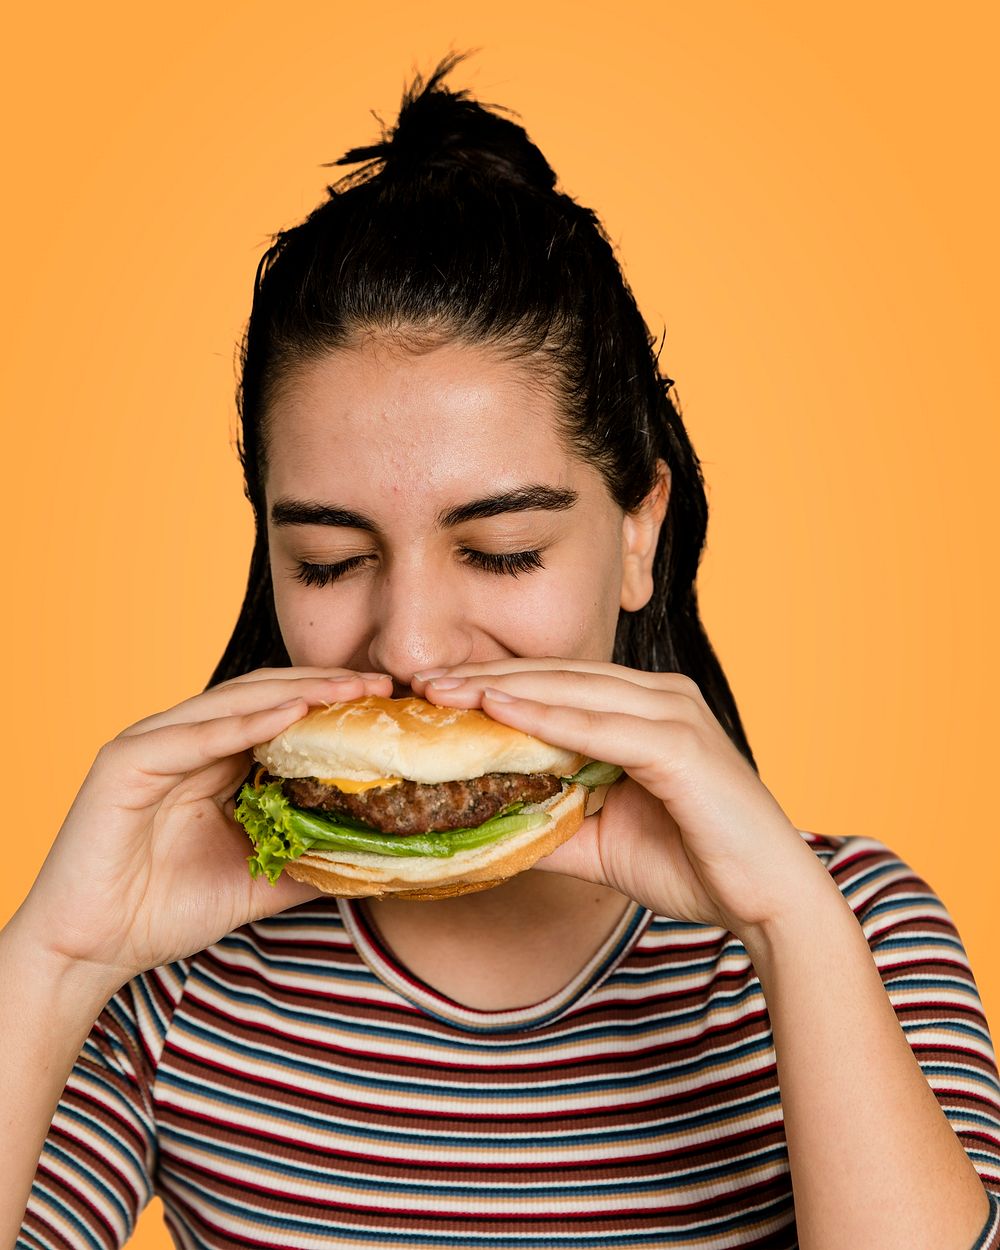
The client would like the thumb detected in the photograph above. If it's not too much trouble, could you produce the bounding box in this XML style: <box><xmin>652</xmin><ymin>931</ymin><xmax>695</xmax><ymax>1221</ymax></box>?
<box><xmin>531</xmin><ymin>814</ymin><xmax>609</xmax><ymax>887</ymax></box>
<box><xmin>245</xmin><ymin>871</ymin><xmax>327</xmax><ymax>924</ymax></box>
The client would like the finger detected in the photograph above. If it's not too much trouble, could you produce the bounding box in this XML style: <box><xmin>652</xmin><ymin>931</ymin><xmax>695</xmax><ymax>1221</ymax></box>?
<box><xmin>421</xmin><ymin>669</ymin><xmax>700</xmax><ymax>724</ymax></box>
<box><xmin>472</xmin><ymin>688</ymin><xmax>694</xmax><ymax>776</ymax></box>
<box><xmin>121</xmin><ymin>672</ymin><xmax>392</xmax><ymax>737</ymax></box>
<box><xmin>168</xmin><ymin>753</ymin><xmax>253</xmax><ymax>809</ymax></box>
<box><xmin>104</xmin><ymin>699</ymin><xmax>315</xmax><ymax>790</ymax></box>
<box><xmin>214</xmin><ymin>665</ymin><xmax>391</xmax><ymax>688</ymax></box>
<box><xmin>530</xmin><ymin>813</ymin><xmax>607</xmax><ymax>886</ymax></box>
<box><xmin>244</xmin><ymin>870</ymin><xmax>326</xmax><ymax>921</ymax></box>
<box><xmin>412</xmin><ymin>658</ymin><xmax>699</xmax><ymax>699</ymax></box>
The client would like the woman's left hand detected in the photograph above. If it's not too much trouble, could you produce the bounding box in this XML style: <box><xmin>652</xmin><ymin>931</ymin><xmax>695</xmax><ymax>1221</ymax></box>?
<box><xmin>411</xmin><ymin>659</ymin><xmax>832</xmax><ymax>939</ymax></box>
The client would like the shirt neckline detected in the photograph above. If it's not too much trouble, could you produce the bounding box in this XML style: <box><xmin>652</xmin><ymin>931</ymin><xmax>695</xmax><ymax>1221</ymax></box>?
<box><xmin>337</xmin><ymin>894</ymin><xmax>652</xmax><ymax>1033</ymax></box>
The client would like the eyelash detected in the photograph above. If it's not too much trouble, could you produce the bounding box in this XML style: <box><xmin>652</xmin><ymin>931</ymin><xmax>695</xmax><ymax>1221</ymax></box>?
<box><xmin>293</xmin><ymin>548</ymin><xmax>545</xmax><ymax>587</ymax></box>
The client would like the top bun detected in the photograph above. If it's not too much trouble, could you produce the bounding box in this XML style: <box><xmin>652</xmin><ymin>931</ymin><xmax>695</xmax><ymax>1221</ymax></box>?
<box><xmin>253</xmin><ymin>695</ymin><xmax>588</xmax><ymax>785</ymax></box>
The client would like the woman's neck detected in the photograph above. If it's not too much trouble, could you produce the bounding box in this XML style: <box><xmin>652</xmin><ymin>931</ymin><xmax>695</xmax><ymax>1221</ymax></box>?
<box><xmin>360</xmin><ymin>871</ymin><xmax>633</xmax><ymax>1011</ymax></box>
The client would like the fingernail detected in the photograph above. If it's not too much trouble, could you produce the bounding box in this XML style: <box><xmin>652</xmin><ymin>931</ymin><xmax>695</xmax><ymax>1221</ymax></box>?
<box><xmin>483</xmin><ymin>687</ymin><xmax>517</xmax><ymax>702</ymax></box>
<box><xmin>428</xmin><ymin>677</ymin><xmax>463</xmax><ymax>690</ymax></box>
<box><xmin>413</xmin><ymin>668</ymin><xmax>447</xmax><ymax>680</ymax></box>
<box><xmin>327</xmin><ymin>674</ymin><xmax>356</xmax><ymax>682</ymax></box>
<box><xmin>361</xmin><ymin>671</ymin><xmax>391</xmax><ymax>680</ymax></box>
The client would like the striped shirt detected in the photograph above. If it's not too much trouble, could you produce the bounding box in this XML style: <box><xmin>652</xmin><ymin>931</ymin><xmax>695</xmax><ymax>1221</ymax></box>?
<box><xmin>18</xmin><ymin>832</ymin><xmax>1000</xmax><ymax>1249</ymax></box>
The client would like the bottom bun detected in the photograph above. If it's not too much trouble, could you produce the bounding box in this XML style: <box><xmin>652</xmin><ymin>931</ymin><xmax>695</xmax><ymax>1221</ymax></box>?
<box><xmin>284</xmin><ymin>783</ymin><xmax>589</xmax><ymax>900</ymax></box>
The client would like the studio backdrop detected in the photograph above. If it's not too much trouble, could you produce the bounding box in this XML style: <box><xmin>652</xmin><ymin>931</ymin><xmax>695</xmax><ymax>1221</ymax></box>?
<box><xmin>1</xmin><ymin>5</ymin><xmax>996</xmax><ymax>1246</ymax></box>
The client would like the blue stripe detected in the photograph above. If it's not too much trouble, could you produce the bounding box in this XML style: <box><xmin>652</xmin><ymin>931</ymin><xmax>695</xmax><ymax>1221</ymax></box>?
<box><xmin>916</xmin><ymin>1063</ymin><xmax>1000</xmax><ymax>1083</ymax></box>
<box><xmin>869</xmin><ymin>933</ymin><xmax>966</xmax><ymax>954</ymax></box>
<box><xmin>900</xmin><ymin>1019</ymin><xmax>994</xmax><ymax>1045</ymax></box>
<box><xmin>880</xmin><ymin>975</ymin><xmax>982</xmax><ymax>992</ymax></box>
<box><xmin>837</xmin><ymin>860</ymin><xmax>904</xmax><ymax>893</ymax></box>
<box><xmin>967</xmin><ymin>1151</ymin><xmax>1000</xmax><ymax>1172</ymax></box>
<box><xmin>938</xmin><ymin>1110</ymin><xmax>1000</xmax><ymax>1131</ymax></box>
<box><xmin>860</xmin><ymin>895</ymin><xmax>948</xmax><ymax>921</ymax></box>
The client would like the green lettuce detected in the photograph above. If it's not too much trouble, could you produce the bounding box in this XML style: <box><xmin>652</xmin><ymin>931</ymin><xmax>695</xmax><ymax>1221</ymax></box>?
<box><xmin>237</xmin><ymin>782</ymin><xmax>550</xmax><ymax>884</ymax></box>
<box><xmin>236</xmin><ymin>760</ymin><xmax>624</xmax><ymax>886</ymax></box>
<box><xmin>566</xmin><ymin>760</ymin><xmax>623</xmax><ymax>788</ymax></box>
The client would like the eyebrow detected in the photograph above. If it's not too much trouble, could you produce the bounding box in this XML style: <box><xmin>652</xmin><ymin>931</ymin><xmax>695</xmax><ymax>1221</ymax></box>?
<box><xmin>270</xmin><ymin>485</ymin><xmax>579</xmax><ymax>533</ymax></box>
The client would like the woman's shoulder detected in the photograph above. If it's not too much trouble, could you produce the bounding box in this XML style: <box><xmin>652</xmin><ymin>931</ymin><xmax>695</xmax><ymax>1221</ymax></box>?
<box><xmin>796</xmin><ymin>827</ymin><xmax>964</xmax><ymax>944</ymax></box>
<box><xmin>798</xmin><ymin>826</ymin><xmax>936</xmax><ymax>876</ymax></box>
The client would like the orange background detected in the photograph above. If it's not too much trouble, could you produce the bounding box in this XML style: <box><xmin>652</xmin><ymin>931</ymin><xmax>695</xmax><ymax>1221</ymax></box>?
<box><xmin>2</xmin><ymin>3</ymin><xmax>997</xmax><ymax>1245</ymax></box>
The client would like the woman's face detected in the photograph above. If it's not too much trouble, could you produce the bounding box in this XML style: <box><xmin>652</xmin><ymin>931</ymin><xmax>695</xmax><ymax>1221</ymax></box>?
<box><xmin>263</xmin><ymin>336</ymin><xmax>664</xmax><ymax>693</ymax></box>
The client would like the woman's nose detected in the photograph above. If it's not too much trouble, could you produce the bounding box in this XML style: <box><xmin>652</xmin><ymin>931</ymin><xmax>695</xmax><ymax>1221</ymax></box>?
<box><xmin>366</xmin><ymin>565</ymin><xmax>473</xmax><ymax>691</ymax></box>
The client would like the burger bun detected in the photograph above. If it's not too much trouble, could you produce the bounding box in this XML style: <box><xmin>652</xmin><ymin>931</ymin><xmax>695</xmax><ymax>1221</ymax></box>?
<box><xmin>254</xmin><ymin>695</ymin><xmax>588</xmax><ymax>784</ymax></box>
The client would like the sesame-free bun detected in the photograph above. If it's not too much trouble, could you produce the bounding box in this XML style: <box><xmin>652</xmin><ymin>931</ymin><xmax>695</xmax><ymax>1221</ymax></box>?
<box><xmin>254</xmin><ymin>695</ymin><xmax>588</xmax><ymax>784</ymax></box>
<box><xmin>283</xmin><ymin>781</ymin><xmax>590</xmax><ymax>900</ymax></box>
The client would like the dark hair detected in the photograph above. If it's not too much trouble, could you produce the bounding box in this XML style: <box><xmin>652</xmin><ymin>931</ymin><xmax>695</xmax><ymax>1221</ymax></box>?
<box><xmin>210</xmin><ymin>50</ymin><xmax>758</xmax><ymax>772</ymax></box>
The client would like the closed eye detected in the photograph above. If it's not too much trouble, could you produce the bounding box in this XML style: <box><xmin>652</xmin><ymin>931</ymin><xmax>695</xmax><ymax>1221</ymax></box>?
<box><xmin>460</xmin><ymin>548</ymin><xmax>544</xmax><ymax>576</ymax></box>
<box><xmin>293</xmin><ymin>547</ymin><xmax>545</xmax><ymax>587</ymax></box>
<box><xmin>293</xmin><ymin>555</ymin><xmax>373</xmax><ymax>586</ymax></box>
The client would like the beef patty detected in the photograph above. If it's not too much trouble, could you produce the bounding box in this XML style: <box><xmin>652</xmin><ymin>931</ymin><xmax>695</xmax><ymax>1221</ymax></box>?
<box><xmin>283</xmin><ymin>771</ymin><xmax>563</xmax><ymax>836</ymax></box>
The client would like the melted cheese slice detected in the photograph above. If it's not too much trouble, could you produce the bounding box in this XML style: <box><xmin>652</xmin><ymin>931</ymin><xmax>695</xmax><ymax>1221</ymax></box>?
<box><xmin>316</xmin><ymin>776</ymin><xmax>403</xmax><ymax>793</ymax></box>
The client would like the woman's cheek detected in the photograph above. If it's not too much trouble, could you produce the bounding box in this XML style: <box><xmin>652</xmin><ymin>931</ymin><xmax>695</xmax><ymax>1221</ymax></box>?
<box><xmin>483</xmin><ymin>567</ymin><xmax>619</xmax><ymax>662</ymax></box>
<box><xmin>273</xmin><ymin>581</ymin><xmax>370</xmax><ymax>669</ymax></box>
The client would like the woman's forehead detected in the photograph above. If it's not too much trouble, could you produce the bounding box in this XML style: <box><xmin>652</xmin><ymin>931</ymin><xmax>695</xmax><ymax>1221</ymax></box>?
<box><xmin>262</xmin><ymin>340</ymin><xmax>596</xmax><ymax>506</ymax></box>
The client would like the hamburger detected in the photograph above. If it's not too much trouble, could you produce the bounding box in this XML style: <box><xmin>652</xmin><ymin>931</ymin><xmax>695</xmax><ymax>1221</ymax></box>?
<box><xmin>234</xmin><ymin>695</ymin><xmax>622</xmax><ymax>900</ymax></box>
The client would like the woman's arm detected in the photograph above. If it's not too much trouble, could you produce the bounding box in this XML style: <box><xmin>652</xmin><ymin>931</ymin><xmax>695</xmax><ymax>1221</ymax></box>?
<box><xmin>413</xmin><ymin>660</ymin><xmax>998</xmax><ymax>1249</ymax></box>
<box><xmin>4</xmin><ymin>668</ymin><xmax>390</xmax><ymax>1248</ymax></box>
<box><xmin>742</xmin><ymin>863</ymin><xmax>991</xmax><ymax>1250</ymax></box>
<box><xmin>0</xmin><ymin>926</ymin><xmax>124</xmax><ymax>1250</ymax></box>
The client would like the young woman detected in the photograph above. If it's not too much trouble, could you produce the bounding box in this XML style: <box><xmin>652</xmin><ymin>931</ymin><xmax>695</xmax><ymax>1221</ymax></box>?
<box><xmin>5</xmin><ymin>52</ymin><xmax>1000</xmax><ymax>1250</ymax></box>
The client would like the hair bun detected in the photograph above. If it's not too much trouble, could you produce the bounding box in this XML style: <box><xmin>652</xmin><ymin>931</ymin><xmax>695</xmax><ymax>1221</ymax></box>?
<box><xmin>326</xmin><ymin>50</ymin><xmax>557</xmax><ymax>195</ymax></box>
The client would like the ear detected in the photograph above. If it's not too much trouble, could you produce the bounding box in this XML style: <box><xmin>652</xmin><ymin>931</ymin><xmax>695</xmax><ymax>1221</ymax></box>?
<box><xmin>620</xmin><ymin>460</ymin><xmax>671</xmax><ymax>612</ymax></box>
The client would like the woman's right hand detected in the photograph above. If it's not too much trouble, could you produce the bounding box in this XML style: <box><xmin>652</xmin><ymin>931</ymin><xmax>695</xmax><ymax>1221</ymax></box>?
<box><xmin>7</xmin><ymin>668</ymin><xmax>392</xmax><ymax>994</ymax></box>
